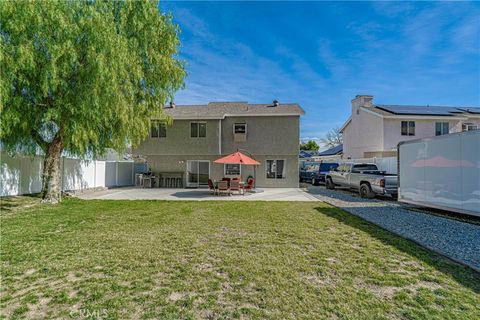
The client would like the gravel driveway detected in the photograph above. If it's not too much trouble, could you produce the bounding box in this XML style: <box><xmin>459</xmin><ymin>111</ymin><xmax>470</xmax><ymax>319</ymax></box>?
<box><xmin>306</xmin><ymin>185</ymin><xmax>480</xmax><ymax>272</ymax></box>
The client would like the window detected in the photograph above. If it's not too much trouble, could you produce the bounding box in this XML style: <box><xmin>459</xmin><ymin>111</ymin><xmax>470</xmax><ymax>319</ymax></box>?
<box><xmin>234</xmin><ymin>123</ymin><xmax>247</xmax><ymax>134</ymax></box>
<box><xmin>266</xmin><ymin>160</ymin><xmax>286</xmax><ymax>179</ymax></box>
<box><xmin>191</xmin><ymin>122</ymin><xmax>206</xmax><ymax>138</ymax></box>
<box><xmin>401</xmin><ymin>121</ymin><xmax>415</xmax><ymax>136</ymax></box>
<box><xmin>224</xmin><ymin>164</ymin><xmax>240</xmax><ymax>175</ymax></box>
<box><xmin>435</xmin><ymin>122</ymin><xmax>449</xmax><ymax>136</ymax></box>
<box><xmin>462</xmin><ymin>123</ymin><xmax>478</xmax><ymax>131</ymax></box>
<box><xmin>151</xmin><ymin>121</ymin><xmax>166</xmax><ymax>138</ymax></box>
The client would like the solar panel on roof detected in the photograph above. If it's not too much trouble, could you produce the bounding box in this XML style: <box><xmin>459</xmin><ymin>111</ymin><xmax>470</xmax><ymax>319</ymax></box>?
<box><xmin>376</xmin><ymin>105</ymin><xmax>461</xmax><ymax>116</ymax></box>
<box><xmin>457</xmin><ymin>107</ymin><xmax>480</xmax><ymax>114</ymax></box>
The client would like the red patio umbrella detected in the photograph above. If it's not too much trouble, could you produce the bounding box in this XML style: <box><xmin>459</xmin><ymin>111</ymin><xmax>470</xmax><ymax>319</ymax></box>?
<box><xmin>214</xmin><ymin>151</ymin><xmax>260</xmax><ymax>165</ymax></box>
<box><xmin>214</xmin><ymin>151</ymin><xmax>260</xmax><ymax>188</ymax></box>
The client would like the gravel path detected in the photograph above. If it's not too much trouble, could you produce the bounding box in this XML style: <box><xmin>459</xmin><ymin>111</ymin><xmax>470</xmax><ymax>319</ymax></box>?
<box><xmin>306</xmin><ymin>185</ymin><xmax>480</xmax><ymax>272</ymax></box>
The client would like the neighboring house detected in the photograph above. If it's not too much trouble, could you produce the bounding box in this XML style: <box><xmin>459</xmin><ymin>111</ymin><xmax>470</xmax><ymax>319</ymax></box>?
<box><xmin>341</xmin><ymin>95</ymin><xmax>480</xmax><ymax>159</ymax></box>
<box><xmin>133</xmin><ymin>101</ymin><xmax>304</xmax><ymax>188</ymax></box>
<box><xmin>312</xmin><ymin>144</ymin><xmax>343</xmax><ymax>161</ymax></box>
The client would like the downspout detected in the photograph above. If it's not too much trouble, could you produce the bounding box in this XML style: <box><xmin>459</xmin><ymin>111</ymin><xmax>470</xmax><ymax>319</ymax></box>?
<box><xmin>218</xmin><ymin>119</ymin><xmax>222</xmax><ymax>155</ymax></box>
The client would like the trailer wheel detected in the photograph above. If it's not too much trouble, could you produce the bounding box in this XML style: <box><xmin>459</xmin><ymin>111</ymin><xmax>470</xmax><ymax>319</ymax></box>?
<box><xmin>360</xmin><ymin>183</ymin><xmax>375</xmax><ymax>199</ymax></box>
<box><xmin>326</xmin><ymin>178</ymin><xmax>335</xmax><ymax>190</ymax></box>
<box><xmin>311</xmin><ymin>177</ymin><xmax>318</xmax><ymax>186</ymax></box>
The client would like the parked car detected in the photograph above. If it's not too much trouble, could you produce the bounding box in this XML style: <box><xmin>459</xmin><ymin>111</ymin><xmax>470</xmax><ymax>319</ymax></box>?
<box><xmin>299</xmin><ymin>161</ymin><xmax>320</xmax><ymax>182</ymax></box>
<box><xmin>299</xmin><ymin>162</ymin><xmax>339</xmax><ymax>184</ymax></box>
<box><xmin>325</xmin><ymin>163</ymin><xmax>398</xmax><ymax>199</ymax></box>
<box><xmin>310</xmin><ymin>162</ymin><xmax>339</xmax><ymax>185</ymax></box>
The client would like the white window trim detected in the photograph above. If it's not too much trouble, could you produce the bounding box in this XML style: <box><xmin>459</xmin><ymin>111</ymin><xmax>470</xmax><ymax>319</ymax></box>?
<box><xmin>265</xmin><ymin>159</ymin><xmax>287</xmax><ymax>180</ymax></box>
<box><xmin>190</xmin><ymin>121</ymin><xmax>207</xmax><ymax>138</ymax></box>
<box><xmin>224</xmin><ymin>163</ymin><xmax>241</xmax><ymax>176</ymax></box>
<box><xmin>401</xmin><ymin>121</ymin><xmax>415</xmax><ymax>136</ymax></box>
<box><xmin>233</xmin><ymin>123</ymin><xmax>247</xmax><ymax>134</ymax></box>
<box><xmin>435</xmin><ymin>122</ymin><xmax>449</xmax><ymax>136</ymax></box>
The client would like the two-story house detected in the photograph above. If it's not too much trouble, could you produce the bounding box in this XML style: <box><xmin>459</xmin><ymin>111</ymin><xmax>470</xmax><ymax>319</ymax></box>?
<box><xmin>341</xmin><ymin>95</ymin><xmax>480</xmax><ymax>159</ymax></box>
<box><xmin>133</xmin><ymin>101</ymin><xmax>305</xmax><ymax>188</ymax></box>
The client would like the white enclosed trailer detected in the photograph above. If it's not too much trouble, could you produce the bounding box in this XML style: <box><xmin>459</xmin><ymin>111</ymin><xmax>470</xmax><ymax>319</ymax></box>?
<box><xmin>398</xmin><ymin>130</ymin><xmax>480</xmax><ymax>216</ymax></box>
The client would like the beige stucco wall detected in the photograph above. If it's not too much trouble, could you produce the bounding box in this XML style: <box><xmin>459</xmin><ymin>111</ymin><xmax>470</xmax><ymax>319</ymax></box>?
<box><xmin>134</xmin><ymin>119</ymin><xmax>221</xmax><ymax>156</ymax></box>
<box><xmin>342</xmin><ymin>106</ymin><xmax>384</xmax><ymax>159</ymax></box>
<box><xmin>133</xmin><ymin>115</ymin><xmax>301</xmax><ymax>187</ymax></box>
<box><xmin>144</xmin><ymin>154</ymin><xmax>299</xmax><ymax>188</ymax></box>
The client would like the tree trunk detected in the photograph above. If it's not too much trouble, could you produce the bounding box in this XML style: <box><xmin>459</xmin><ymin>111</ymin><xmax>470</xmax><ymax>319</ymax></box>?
<box><xmin>41</xmin><ymin>130</ymin><xmax>64</xmax><ymax>203</ymax></box>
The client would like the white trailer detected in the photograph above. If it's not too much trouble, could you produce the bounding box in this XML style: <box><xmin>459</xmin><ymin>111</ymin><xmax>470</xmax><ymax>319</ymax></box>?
<box><xmin>398</xmin><ymin>130</ymin><xmax>480</xmax><ymax>217</ymax></box>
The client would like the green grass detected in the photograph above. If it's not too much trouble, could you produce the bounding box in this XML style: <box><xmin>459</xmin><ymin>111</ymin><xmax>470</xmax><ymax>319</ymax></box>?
<box><xmin>1</xmin><ymin>198</ymin><xmax>479</xmax><ymax>319</ymax></box>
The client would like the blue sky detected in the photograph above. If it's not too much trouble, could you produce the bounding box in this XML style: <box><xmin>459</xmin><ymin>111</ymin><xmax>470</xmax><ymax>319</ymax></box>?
<box><xmin>160</xmin><ymin>1</ymin><xmax>480</xmax><ymax>144</ymax></box>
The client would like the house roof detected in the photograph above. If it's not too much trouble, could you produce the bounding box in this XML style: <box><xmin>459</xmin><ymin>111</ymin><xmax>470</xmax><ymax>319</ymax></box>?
<box><xmin>372</xmin><ymin>105</ymin><xmax>479</xmax><ymax>117</ymax></box>
<box><xmin>160</xmin><ymin>102</ymin><xmax>305</xmax><ymax>119</ymax></box>
<box><xmin>317</xmin><ymin>144</ymin><xmax>343</xmax><ymax>156</ymax></box>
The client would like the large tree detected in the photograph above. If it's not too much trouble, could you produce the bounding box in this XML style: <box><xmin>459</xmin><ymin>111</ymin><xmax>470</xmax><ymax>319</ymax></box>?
<box><xmin>320</xmin><ymin>127</ymin><xmax>343</xmax><ymax>148</ymax></box>
<box><xmin>0</xmin><ymin>1</ymin><xmax>185</xmax><ymax>202</ymax></box>
<box><xmin>300</xmin><ymin>140</ymin><xmax>319</xmax><ymax>151</ymax></box>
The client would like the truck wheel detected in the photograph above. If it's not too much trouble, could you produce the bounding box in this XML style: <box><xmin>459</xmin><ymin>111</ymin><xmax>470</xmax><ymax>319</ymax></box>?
<box><xmin>326</xmin><ymin>178</ymin><xmax>335</xmax><ymax>190</ymax></box>
<box><xmin>360</xmin><ymin>183</ymin><xmax>375</xmax><ymax>199</ymax></box>
<box><xmin>311</xmin><ymin>178</ymin><xmax>318</xmax><ymax>186</ymax></box>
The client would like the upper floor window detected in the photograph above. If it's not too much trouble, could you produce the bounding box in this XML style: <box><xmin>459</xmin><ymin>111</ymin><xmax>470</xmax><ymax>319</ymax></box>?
<box><xmin>462</xmin><ymin>123</ymin><xmax>478</xmax><ymax>132</ymax></box>
<box><xmin>435</xmin><ymin>122</ymin><xmax>449</xmax><ymax>136</ymax></box>
<box><xmin>266</xmin><ymin>160</ymin><xmax>285</xmax><ymax>179</ymax></box>
<box><xmin>191</xmin><ymin>122</ymin><xmax>206</xmax><ymax>138</ymax></box>
<box><xmin>401</xmin><ymin>121</ymin><xmax>415</xmax><ymax>136</ymax></box>
<box><xmin>234</xmin><ymin>123</ymin><xmax>247</xmax><ymax>134</ymax></box>
<box><xmin>151</xmin><ymin>121</ymin><xmax>166</xmax><ymax>138</ymax></box>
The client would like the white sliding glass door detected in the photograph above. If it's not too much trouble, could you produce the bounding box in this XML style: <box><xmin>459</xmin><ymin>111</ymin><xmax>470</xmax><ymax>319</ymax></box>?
<box><xmin>186</xmin><ymin>160</ymin><xmax>210</xmax><ymax>187</ymax></box>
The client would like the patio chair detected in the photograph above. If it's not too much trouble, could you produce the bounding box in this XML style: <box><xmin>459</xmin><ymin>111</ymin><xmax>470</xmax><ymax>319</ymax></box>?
<box><xmin>217</xmin><ymin>180</ymin><xmax>230</xmax><ymax>196</ymax></box>
<box><xmin>208</xmin><ymin>179</ymin><xmax>217</xmax><ymax>195</ymax></box>
<box><xmin>242</xmin><ymin>178</ymin><xmax>255</xmax><ymax>195</ymax></box>
<box><xmin>221</xmin><ymin>177</ymin><xmax>231</xmax><ymax>186</ymax></box>
<box><xmin>230</xmin><ymin>180</ymin><xmax>241</xmax><ymax>195</ymax></box>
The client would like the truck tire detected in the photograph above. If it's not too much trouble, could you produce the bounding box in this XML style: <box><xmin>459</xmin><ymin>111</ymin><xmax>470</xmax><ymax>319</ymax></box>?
<box><xmin>326</xmin><ymin>178</ymin><xmax>335</xmax><ymax>190</ymax></box>
<box><xmin>311</xmin><ymin>177</ymin><xmax>318</xmax><ymax>186</ymax></box>
<box><xmin>360</xmin><ymin>183</ymin><xmax>375</xmax><ymax>199</ymax></box>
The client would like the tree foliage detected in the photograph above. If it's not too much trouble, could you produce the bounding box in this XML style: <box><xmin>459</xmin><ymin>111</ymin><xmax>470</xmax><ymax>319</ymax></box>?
<box><xmin>300</xmin><ymin>140</ymin><xmax>319</xmax><ymax>151</ymax></box>
<box><xmin>0</xmin><ymin>0</ymin><xmax>186</xmax><ymax>201</ymax></box>
<box><xmin>320</xmin><ymin>127</ymin><xmax>343</xmax><ymax>148</ymax></box>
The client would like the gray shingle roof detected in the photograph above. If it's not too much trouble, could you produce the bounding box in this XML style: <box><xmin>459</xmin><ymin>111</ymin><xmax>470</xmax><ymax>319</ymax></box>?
<box><xmin>160</xmin><ymin>102</ymin><xmax>305</xmax><ymax>119</ymax></box>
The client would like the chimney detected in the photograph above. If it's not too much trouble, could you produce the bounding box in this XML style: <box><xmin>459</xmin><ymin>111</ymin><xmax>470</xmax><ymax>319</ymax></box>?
<box><xmin>169</xmin><ymin>101</ymin><xmax>175</xmax><ymax>108</ymax></box>
<box><xmin>351</xmin><ymin>95</ymin><xmax>373</xmax><ymax>108</ymax></box>
<box><xmin>351</xmin><ymin>95</ymin><xmax>373</xmax><ymax>116</ymax></box>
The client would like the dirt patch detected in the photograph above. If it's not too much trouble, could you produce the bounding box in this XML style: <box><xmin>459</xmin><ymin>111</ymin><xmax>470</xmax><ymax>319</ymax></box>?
<box><xmin>168</xmin><ymin>292</ymin><xmax>185</xmax><ymax>302</ymax></box>
<box><xmin>301</xmin><ymin>273</ymin><xmax>338</xmax><ymax>287</ymax></box>
<box><xmin>364</xmin><ymin>281</ymin><xmax>443</xmax><ymax>299</ymax></box>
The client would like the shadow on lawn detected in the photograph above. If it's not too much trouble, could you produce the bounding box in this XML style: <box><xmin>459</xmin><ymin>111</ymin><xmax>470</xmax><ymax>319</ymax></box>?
<box><xmin>0</xmin><ymin>194</ymin><xmax>41</xmax><ymax>212</ymax></box>
<box><xmin>315</xmin><ymin>206</ymin><xmax>480</xmax><ymax>294</ymax></box>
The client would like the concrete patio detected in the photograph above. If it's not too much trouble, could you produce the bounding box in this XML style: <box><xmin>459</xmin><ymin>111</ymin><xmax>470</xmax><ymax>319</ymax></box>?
<box><xmin>78</xmin><ymin>187</ymin><xmax>318</xmax><ymax>201</ymax></box>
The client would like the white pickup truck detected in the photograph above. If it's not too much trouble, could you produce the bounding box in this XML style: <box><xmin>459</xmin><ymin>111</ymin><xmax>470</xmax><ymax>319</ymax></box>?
<box><xmin>325</xmin><ymin>163</ymin><xmax>398</xmax><ymax>199</ymax></box>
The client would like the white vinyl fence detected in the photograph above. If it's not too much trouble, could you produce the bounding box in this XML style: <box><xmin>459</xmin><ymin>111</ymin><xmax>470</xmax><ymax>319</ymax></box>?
<box><xmin>341</xmin><ymin>157</ymin><xmax>398</xmax><ymax>174</ymax></box>
<box><xmin>0</xmin><ymin>152</ymin><xmax>134</xmax><ymax>196</ymax></box>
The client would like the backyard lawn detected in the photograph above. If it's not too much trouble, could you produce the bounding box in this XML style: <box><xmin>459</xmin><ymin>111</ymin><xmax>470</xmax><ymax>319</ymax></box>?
<box><xmin>1</xmin><ymin>198</ymin><xmax>479</xmax><ymax>319</ymax></box>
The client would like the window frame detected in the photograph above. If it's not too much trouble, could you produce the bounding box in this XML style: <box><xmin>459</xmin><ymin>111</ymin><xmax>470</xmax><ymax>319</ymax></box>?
<box><xmin>462</xmin><ymin>123</ymin><xmax>478</xmax><ymax>132</ymax></box>
<box><xmin>224</xmin><ymin>163</ymin><xmax>241</xmax><ymax>176</ymax></box>
<box><xmin>151</xmin><ymin>120</ymin><xmax>167</xmax><ymax>138</ymax></box>
<box><xmin>266</xmin><ymin>159</ymin><xmax>286</xmax><ymax>180</ymax></box>
<box><xmin>435</xmin><ymin>122</ymin><xmax>449</xmax><ymax>136</ymax></box>
<box><xmin>190</xmin><ymin>121</ymin><xmax>207</xmax><ymax>138</ymax></box>
<box><xmin>233</xmin><ymin>123</ymin><xmax>247</xmax><ymax>134</ymax></box>
<box><xmin>401</xmin><ymin>121</ymin><xmax>415</xmax><ymax>136</ymax></box>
